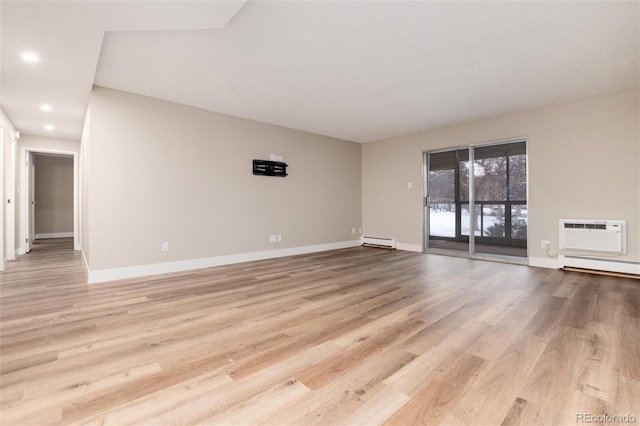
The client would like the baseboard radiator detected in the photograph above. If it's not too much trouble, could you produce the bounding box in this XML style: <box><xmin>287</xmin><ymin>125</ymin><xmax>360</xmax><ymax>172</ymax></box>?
<box><xmin>558</xmin><ymin>219</ymin><xmax>638</xmax><ymax>278</ymax></box>
<box><xmin>558</xmin><ymin>255</ymin><xmax>640</xmax><ymax>278</ymax></box>
<box><xmin>361</xmin><ymin>236</ymin><xmax>396</xmax><ymax>250</ymax></box>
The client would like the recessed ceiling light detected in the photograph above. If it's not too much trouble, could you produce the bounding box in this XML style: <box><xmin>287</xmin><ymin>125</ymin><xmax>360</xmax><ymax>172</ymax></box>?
<box><xmin>21</xmin><ymin>52</ymin><xmax>39</xmax><ymax>63</ymax></box>
<box><xmin>44</xmin><ymin>124</ymin><xmax>54</xmax><ymax>131</ymax></box>
<box><xmin>41</xmin><ymin>104</ymin><xmax>52</xmax><ymax>111</ymax></box>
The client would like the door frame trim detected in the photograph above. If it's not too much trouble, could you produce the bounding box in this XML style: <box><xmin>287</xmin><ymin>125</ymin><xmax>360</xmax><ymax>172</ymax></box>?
<box><xmin>423</xmin><ymin>136</ymin><xmax>528</xmax><ymax>262</ymax></box>
<box><xmin>0</xmin><ymin>126</ymin><xmax>4</xmax><ymax>269</ymax></box>
<box><xmin>5</xmin><ymin>133</ymin><xmax>16</xmax><ymax>261</ymax></box>
<box><xmin>20</xmin><ymin>147</ymin><xmax>79</xmax><ymax>254</ymax></box>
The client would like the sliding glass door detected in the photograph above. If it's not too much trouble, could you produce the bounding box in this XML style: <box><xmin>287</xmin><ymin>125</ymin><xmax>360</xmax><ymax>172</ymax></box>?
<box><xmin>425</xmin><ymin>140</ymin><xmax>527</xmax><ymax>258</ymax></box>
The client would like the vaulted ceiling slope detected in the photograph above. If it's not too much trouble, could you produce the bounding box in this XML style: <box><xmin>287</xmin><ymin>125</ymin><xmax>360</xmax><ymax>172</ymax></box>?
<box><xmin>2</xmin><ymin>1</ymin><xmax>639</xmax><ymax>143</ymax></box>
<box><xmin>0</xmin><ymin>1</ymin><xmax>246</xmax><ymax>140</ymax></box>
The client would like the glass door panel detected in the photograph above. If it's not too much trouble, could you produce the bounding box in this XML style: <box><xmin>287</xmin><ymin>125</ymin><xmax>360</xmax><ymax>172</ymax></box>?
<box><xmin>511</xmin><ymin>203</ymin><xmax>528</xmax><ymax>240</ymax></box>
<box><xmin>479</xmin><ymin>203</ymin><xmax>506</xmax><ymax>237</ymax></box>
<box><xmin>473</xmin><ymin>142</ymin><xmax>527</xmax><ymax>257</ymax></box>
<box><xmin>428</xmin><ymin>169</ymin><xmax>455</xmax><ymax>238</ymax></box>
<box><xmin>427</xmin><ymin>151</ymin><xmax>468</xmax><ymax>253</ymax></box>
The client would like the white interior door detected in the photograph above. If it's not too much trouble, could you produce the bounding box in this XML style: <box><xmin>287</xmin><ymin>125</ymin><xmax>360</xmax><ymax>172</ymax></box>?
<box><xmin>25</xmin><ymin>152</ymin><xmax>35</xmax><ymax>252</ymax></box>
<box><xmin>5</xmin><ymin>136</ymin><xmax>16</xmax><ymax>260</ymax></box>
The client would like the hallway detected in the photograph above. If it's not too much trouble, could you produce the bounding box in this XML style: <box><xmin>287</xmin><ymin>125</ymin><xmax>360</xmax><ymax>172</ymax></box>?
<box><xmin>0</xmin><ymin>238</ymin><xmax>85</xmax><ymax>293</ymax></box>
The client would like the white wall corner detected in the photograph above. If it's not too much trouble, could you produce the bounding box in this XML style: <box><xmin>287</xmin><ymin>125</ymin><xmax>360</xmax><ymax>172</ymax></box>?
<box><xmin>396</xmin><ymin>243</ymin><xmax>423</xmax><ymax>253</ymax></box>
<box><xmin>87</xmin><ymin>240</ymin><xmax>361</xmax><ymax>284</ymax></box>
<box><xmin>81</xmin><ymin>249</ymin><xmax>90</xmax><ymax>277</ymax></box>
<box><xmin>529</xmin><ymin>256</ymin><xmax>560</xmax><ymax>269</ymax></box>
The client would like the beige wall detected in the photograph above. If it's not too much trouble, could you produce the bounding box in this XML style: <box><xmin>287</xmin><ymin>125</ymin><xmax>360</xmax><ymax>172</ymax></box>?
<box><xmin>34</xmin><ymin>155</ymin><xmax>74</xmax><ymax>236</ymax></box>
<box><xmin>85</xmin><ymin>86</ymin><xmax>362</xmax><ymax>270</ymax></box>
<box><xmin>363</xmin><ymin>88</ymin><xmax>640</xmax><ymax>263</ymax></box>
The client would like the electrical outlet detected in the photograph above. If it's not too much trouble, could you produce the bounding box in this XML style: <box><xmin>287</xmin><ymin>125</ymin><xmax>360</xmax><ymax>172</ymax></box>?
<box><xmin>161</xmin><ymin>242</ymin><xmax>169</xmax><ymax>252</ymax></box>
<box><xmin>277</xmin><ymin>234</ymin><xmax>282</xmax><ymax>242</ymax></box>
<box><xmin>408</xmin><ymin>182</ymin><xmax>412</xmax><ymax>189</ymax></box>
<box><xmin>269</xmin><ymin>235</ymin><xmax>277</xmax><ymax>243</ymax></box>
<box><xmin>541</xmin><ymin>240</ymin><xmax>550</xmax><ymax>249</ymax></box>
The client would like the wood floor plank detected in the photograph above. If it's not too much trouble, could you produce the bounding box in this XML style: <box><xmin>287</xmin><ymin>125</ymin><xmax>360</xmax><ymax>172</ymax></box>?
<box><xmin>619</xmin><ymin>317</ymin><xmax>640</xmax><ymax>381</ymax></box>
<box><xmin>138</xmin><ymin>341</ymin><xmax>344</xmax><ymax>425</ymax></box>
<box><xmin>263</xmin><ymin>348</ymin><xmax>417</xmax><ymax>425</ymax></box>
<box><xmin>621</xmin><ymin>280</ymin><xmax>640</xmax><ymax>319</ymax></box>
<box><xmin>561</xmin><ymin>279</ymin><xmax>600</xmax><ymax>329</ymax></box>
<box><xmin>578</xmin><ymin>321</ymin><xmax>618</xmax><ymax>403</ymax></box>
<box><xmin>517</xmin><ymin>325</ymin><xmax>589</xmax><ymax>420</ymax></box>
<box><xmin>296</xmin><ymin>317</ymin><xmax>424</xmax><ymax>390</ymax></box>
<box><xmin>1</xmin><ymin>238</ymin><xmax>638</xmax><ymax>425</ymax></box>
<box><xmin>450</xmin><ymin>333</ymin><xmax>549</xmax><ymax>424</ymax></box>
<box><xmin>75</xmin><ymin>370</ymin><xmax>234</xmax><ymax>425</ymax></box>
<box><xmin>200</xmin><ymin>378</ymin><xmax>312</xmax><ymax>425</ymax></box>
<box><xmin>384</xmin><ymin>352</ymin><xmax>488</xmax><ymax>425</ymax></box>
<box><xmin>337</xmin><ymin>383</ymin><xmax>411</xmax><ymax>426</ymax></box>
<box><xmin>385</xmin><ymin>321</ymin><xmax>492</xmax><ymax>396</ymax></box>
<box><xmin>500</xmin><ymin>396</ymin><xmax>529</xmax><ymax>425</ymax></box>
<box><xmin>466</xmin><ymin>281</ymin><xmax>556</xmax><ymax>361</ymax></box>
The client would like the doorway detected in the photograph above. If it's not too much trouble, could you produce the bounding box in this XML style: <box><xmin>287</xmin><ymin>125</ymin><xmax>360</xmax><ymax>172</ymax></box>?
<box><xmin>0</xmin><ymin>126</ymin><xmax>4</xmax><ymax>270</ymax></box>
<box><xmin>425</xmin><ymin>140</ymin><xmax>527</xmax><ymax>260</ymax></box>
<box><xmin>21</xmin><ymin>148</ymin><xmax>79</xmax><ymax>254</ymax></box>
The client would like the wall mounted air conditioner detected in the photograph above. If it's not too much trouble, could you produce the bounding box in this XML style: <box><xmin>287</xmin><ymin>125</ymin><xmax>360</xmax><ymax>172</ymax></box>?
<box><xmin>361</xmin><ymin>236</ymin><xmax>396</xmax><ymax>249</ymax></box>
<box><xmin>559</xmin><ymin>219</ymin><xmax>626</xmax><ymax>254</ymax></box>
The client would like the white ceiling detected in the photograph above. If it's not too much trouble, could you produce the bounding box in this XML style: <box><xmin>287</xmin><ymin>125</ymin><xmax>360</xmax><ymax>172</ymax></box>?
<box><xmin>2</xmin><ymin>1</ymin><xmax>639</xmax><ymax>143</ymax></box>
<box><xmin>1</xmin><ymin>1</ymin><xmax>246</xmax><ymax>140</ymax></box>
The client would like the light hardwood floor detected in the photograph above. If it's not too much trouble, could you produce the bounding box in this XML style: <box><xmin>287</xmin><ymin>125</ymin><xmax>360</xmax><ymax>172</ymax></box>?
<box><xmin>1</xmin><ymin>239</ymin><xmax>638</xmax><ymax>425</ymax></box>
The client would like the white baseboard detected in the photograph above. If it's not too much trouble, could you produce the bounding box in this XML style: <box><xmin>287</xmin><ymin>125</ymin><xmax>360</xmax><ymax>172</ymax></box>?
<box><xmin>396</xmin><ymin>243</ymin><xmax>423</xmax><ymax>253</ymax></box>
<box><xmin>87</xmin><ymin>240</ymin><xmax>361</xmax><ymax>283</ymax></box>
<box><xmin>36</xmin><ymin>232</ymin><xmax>73</xmax><ymax>239</ymax></box>
<box><xmin>528</xmin><ymin>257</ymin><xmax>560</xmax><ymax>269</ymax></box>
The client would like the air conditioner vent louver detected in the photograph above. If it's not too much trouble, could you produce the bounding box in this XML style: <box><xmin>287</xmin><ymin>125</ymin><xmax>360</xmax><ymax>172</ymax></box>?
<box><xmin>559</xmin><ymin>219</ymin><xmax>626</xmax><ymax>254</ymax></box>
<box><xmin>563</xmin><ymin>223</ymin><xmax>608</xmax><ymax>230</ymax></box>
